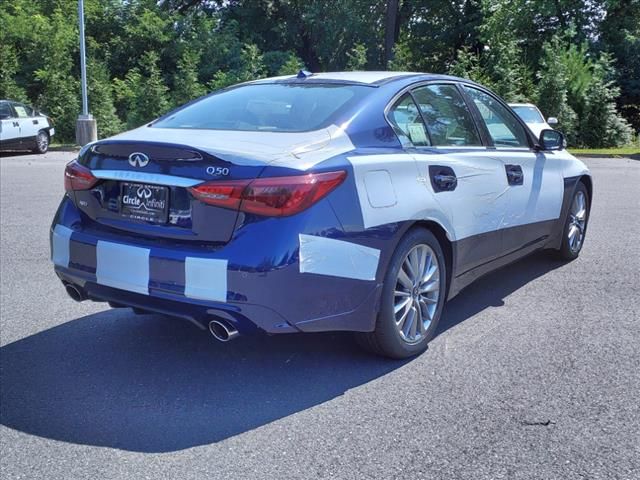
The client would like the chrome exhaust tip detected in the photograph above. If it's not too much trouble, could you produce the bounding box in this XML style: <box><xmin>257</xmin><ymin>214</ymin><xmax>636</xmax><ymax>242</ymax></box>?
<box><xmin>208</xmin><ymin>319</ymin><xmax>239</xmax><ymax>342</ymax></box>
<box><xmin>65</xmin><ymin>283</ymin><xmax>86</xmax><ymax>302</ymax></box>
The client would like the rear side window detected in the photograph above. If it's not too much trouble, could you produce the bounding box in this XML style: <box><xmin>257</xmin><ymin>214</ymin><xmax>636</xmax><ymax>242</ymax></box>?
<box><xmin>463</xmin><ymin>87</ymin><xmax>529</xmax><ymax>148</ymax></box>
<box><xmin>152</xmin><ymin>83</ymin><xmax>371</xmax><ymax>132</ymax></box>
<box><xmin>411</xmin><ymin>84</ymin><xmax>482</xmax><ymax>147</ymax></box>
<box><xmin>387</xmin><ymin>93</ymin><xmax>431</xmax><ymax>146</ymax></box>
<box><xmin>12</xmin><ymin>104</ymin><xmax>30</xmax><ymax>118</ymax></box>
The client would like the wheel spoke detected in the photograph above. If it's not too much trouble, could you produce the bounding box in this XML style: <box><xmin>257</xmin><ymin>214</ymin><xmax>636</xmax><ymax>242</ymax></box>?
<box><xmin>397</xmin><ymin>268</ymin><xmax>413</xmax><ymax>290</ymax></box>
<box><xmin>420</xmin><ymin>295</ymin><xmax>437</xmax><ymax>304</ymax></box>
<box><xmin>416</xmin><ymin>303</ymin><xmax>425</xmax><ymax>336</ymax></box>
<box><xmin>420</xmin><ymin>279</ymin><xmax>439</xmax><ymax>293</ymax></box>
<box><xmin>402</xmin><ymin>307</ymin><xmax>416</xmax><ymax>338</ymax></box>
<box><xmin>409</xmin><ymin>250</ymin><xmax>420</xmax><ymax>283</ymax></box>
<box><xmin>417</xmin><ymin>248</ymin><xmax>427</xmax><ymax>280</ymax></box>
<box><xmin>396</xmin><ymin>302</ymin><xmax>411</xmax><ymax>327</ymax></box>
<box><xmin>418</xmin><ymin>298</ymin><xmax>433</xmax><ymax>321</ymax></box>
<box><xmin>394</xmin><ymin>290</ymin><xmax>411</xmax><ymax>297</ymax></box>
<box><xmin>421</xmin><ymin>264</ymin><xmax>437</xmax><ymax>284</ymax></box>
<box><xmin>394</xmin><ymin>296</ymin><xmax>411</xmax><ymax>314</ymax></box>
<box><xmin>409</xmin><ymin>306</ymin><xmax>418</xmax><ymax>339</ymax></box>
<box><xmin>568</xmin><ymin>225</ymin><xmax>579</xmax><ymax>240</ymax></box>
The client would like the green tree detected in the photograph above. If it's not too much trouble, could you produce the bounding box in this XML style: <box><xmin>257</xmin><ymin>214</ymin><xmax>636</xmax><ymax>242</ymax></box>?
<box><xmin>33</xmin><ymin>8</ymin><xmax>80</xmax><ymax>141</ymax></box>
<box><xmin>173</xmin><ymin>48</ymin><xmax>206</xmax><ymax>105</ymax></box>
<box><xmin>115</xmin><ymin>51</ymin><xmax>171</xmax><ymax>129</ymax></box>
<box><xmin>0</xmin><ymin>44</ymin><xmax>27</xmax><ymax>101</ymax></box>
<box><xmin>87</xmin><ymin>57</ymin><xmax>124</xmax><ymax>138</ymax></box>
<box><xmin>536</xmin><ymin>36</ymin><xmax>578</xmax><ymax>144</ymax></box>
<box><xmin>346</xmin><ymin>43</ymin><xmax>368</xmax><ymax>70</ymax></box>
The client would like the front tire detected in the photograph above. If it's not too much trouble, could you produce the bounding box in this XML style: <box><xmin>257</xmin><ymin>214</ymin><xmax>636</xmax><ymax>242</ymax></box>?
<box><xmin>32</xmin><ymin>130</ymin><xmax>49</xmax><ymax>154</ymax></box>
<box><xmin>356</xmin><ymin>228</ymin><xmax>447</xmax><ymax>359</ymax></box>
<box><xmin>557</xmin><ymin>183</ymin><xmax>590</xmax><ymax>261</ymax></box>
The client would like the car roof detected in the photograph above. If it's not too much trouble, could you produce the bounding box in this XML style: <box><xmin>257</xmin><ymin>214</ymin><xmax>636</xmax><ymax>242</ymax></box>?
<box><xmin>508</xmin><ymin>103</ymin><xmax>537</xmax><ymax>108</ymax></box>
<box><xmin>249</xmin><ymin>71</ymin><xmax>469</xmax><ymax>87</ymax></box>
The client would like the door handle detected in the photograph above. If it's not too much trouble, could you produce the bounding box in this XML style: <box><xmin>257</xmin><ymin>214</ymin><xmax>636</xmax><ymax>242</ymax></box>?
<box><xmin>429</xmin><ymin>165</ymin><xmax>457</xmax><ymax>192</ymax></box>
<box><xmin>505</xmin><ymin>165</ymin><xmax>524</xmax><ymax>186</ymax></box>
<box><xmin>13</xmin><ymin>121</ymin><xmax>19</xmax><ymax>128</ymax></box>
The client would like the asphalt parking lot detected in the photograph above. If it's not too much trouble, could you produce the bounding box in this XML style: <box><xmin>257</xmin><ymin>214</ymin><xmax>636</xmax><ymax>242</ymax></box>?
<box><xmin>1</xmin><ymin>151</ymin><xmax>639</xmax><ymax>480</ymax></box>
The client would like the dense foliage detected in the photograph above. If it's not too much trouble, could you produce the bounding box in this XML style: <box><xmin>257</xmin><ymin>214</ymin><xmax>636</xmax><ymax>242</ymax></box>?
<box><xmin>1</xmin><ymin>0</ymin><xmax>638</xmax><ymax>147</ymax></box>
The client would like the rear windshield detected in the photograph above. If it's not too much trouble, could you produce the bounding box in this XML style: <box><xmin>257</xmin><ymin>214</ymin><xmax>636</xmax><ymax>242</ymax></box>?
<box><xmin>152</xmin><ymin>83</ymin><xmax>371</xmax><ymax>132</ymax></box>
<box><xmin>512</xmin><ymin>106</ymin><xmax>544</xmax><ymax>123</ymax></box>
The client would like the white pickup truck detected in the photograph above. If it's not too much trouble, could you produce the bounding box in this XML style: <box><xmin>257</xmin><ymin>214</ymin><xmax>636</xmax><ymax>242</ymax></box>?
<box><xmin>0</xmin><ymin>100</ymin><xmax>55</xmax><ymax>154</ymax></box>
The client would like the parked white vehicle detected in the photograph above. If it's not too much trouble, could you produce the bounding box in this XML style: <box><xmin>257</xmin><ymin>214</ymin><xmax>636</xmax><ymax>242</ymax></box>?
<box><xmin>0</xmin><ymin>100</ymin><xmax>55</xmax><ymax>154</ymax></box>
<box><xmin>509</xmin><ymin>103</ymin><xmax>557</xmax><ymax>139</ymax></box>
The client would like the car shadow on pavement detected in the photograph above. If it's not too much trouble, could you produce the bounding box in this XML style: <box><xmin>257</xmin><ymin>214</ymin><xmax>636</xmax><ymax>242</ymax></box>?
<box><xmin>436</xmin><ymin>251</ymin><xmax>565</xmax><ymax>337</ymax></box>
<box><xmin>0</xmin><ymin>310</ymin><xmax>406</xmax><ymax>453</ymax></box>
<box><xmin>0</xmin><ymin>252</ymin><xmax>564</xmax><ymax>453</ymax></box>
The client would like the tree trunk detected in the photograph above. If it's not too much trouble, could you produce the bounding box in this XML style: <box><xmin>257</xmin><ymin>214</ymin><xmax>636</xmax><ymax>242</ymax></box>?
<box><xmin>384</xmin><ymin>0</ymin><xmax>399</xmax><ymax>68</ymax></box>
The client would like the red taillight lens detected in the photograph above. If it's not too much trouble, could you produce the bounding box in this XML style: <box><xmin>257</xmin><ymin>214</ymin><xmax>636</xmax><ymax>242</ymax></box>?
<box><xmin>64</xmin><ymin>160</ymin><xmax>98</xmax><ymax>192</ymax></box>
<box><xmin>189</xmin><ymin>171</ymin><xmax>346</xmax><ymax>217</ymax></box>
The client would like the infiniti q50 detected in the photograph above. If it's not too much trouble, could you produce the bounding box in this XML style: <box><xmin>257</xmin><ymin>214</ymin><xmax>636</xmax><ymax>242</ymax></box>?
<box><xmin>51</xmin><ymin>71</ymin><xmax>591</xmax><ymax>358</ymax></box>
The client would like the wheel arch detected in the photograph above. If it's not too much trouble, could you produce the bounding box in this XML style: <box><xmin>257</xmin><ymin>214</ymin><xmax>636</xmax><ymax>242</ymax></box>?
<box><xmin>579</xmin><ymin>174</ymin><xmax>593</xmax><ymax>204</ymax></box>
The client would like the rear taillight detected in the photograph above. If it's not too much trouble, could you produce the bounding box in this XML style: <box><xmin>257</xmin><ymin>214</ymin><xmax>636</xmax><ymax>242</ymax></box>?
<box><xmin>64</xmin><ymin>160</ymin><xmax>98</xmax><ymax>192</ymax></box>
<box><xmin>189</xmin><ymin>171</ymin><xmax>346</xmax><ymax>217</ymax></box>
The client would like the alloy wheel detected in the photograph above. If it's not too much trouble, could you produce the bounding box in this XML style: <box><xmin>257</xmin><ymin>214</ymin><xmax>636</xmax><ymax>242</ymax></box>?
<box><xmin>393</xmin><ymin>244</ymin><xmax>440</xmax><ymax>344</ymax></box>
<box><xmin>568</xmin><ymin>190</ymin><xmax>587</xmax><ymax>253</ymax></box>
<box><xmin>37</xmin><ymin>132</ymin><xmax>49</xmax><ymax>152</ymax></box>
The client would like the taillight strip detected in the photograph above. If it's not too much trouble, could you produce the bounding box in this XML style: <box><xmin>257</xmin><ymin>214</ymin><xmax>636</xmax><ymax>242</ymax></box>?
<box><xmin>189</xmin><ymin>170</ymin><xmax>347</xmax><ymax>217</ymax></box>
<box><xmin>92</xmin><ymin>170</ymin><xmax>202</xmax><ymax>187</ymax></box>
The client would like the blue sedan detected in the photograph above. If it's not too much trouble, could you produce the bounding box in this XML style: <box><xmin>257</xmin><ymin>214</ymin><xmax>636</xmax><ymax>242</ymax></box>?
<box><xmin>52</xmin><ymin>71</ymin><xmax>591</xmax><ymax>358</ymax></box>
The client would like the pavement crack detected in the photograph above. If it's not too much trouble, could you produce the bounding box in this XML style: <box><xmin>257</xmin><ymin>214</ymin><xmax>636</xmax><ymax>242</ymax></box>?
<box><xmin>521</xmin><ymin>419</ymin><xmax>556</xmax><ymax>427</ymax></box>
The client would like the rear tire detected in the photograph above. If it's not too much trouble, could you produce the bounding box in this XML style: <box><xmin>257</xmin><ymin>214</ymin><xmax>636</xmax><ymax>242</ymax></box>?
<box><xmin>557</xmin><ymin>183</ymin><xmax>589</xmax><ymax>261</ymax></box>
<box><xmin>356</xmin><ymin>228</ymin><xmax>447</xmax><ymax>359</ymax></box>
<box><xmin>32</xmin><ymin>130</ymin><xmax>49</xmax><ymax>154</ymax></box>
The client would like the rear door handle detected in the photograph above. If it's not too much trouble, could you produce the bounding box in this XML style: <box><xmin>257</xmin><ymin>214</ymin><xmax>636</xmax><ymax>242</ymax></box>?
<box><xmin>505</xmin><ymin>165</ymin><xmax>524</xmax><ymax>186</ymax></box>
<box><xmin>429</xmin><ymin>165</ymin><xmax>457</xmax><ymax>192</ymax></box>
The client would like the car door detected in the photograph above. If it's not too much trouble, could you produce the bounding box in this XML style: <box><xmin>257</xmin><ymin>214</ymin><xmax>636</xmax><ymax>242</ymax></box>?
<box><xmin>0</xmin><ymin>101</ymin><xmax>21</xmax><ymax>146</ymax></box>
<box><xmin>389</xmin><ymin>83</ymin><xmax>511</xmax><ymax>275</ymax></box>
<box><xmin>12</xmin><ymin>102</ymin><xmax>38</xmax><ymax>141</ymax></box>
<box><xmin>461</xmin><ymin>86</ymin><xmax>564</xmax><ymax>254</ymax></box>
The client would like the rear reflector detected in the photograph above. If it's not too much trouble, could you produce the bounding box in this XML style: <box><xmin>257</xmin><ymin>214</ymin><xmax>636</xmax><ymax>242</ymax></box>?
<box><xmin>64</xmin><ymin>160</ymin><xmax>99</xmax><ymax>191</ymax></box>
<box><xmin>189</xmin><ymin>171</ymin><xmax>346</xmax><ymax>217</ymax></box>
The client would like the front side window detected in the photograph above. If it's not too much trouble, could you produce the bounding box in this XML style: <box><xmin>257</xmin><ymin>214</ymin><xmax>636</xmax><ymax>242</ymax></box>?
<box><xmin>0</xmin><ymin>102</ymin><xmax>13</xmax><ymax>119</ymax></box>
<box><xmin>387</xmin><ymin>93</ymin><xmax>431</xmax><ymax>146</ymax></box>
<box><xmin>411</xmin><ymin>84</ymin><xmax>482</xmax><ymax>147</ymax></box>
<box><xmin>463</xmin><ymin>87</ymin><xmax>529</xmax><ymax>148</ymax></box>
<box><xmin>152</xmin><ymin>83</ymin><xmax>371</xmax><ymax>132</ymax></box>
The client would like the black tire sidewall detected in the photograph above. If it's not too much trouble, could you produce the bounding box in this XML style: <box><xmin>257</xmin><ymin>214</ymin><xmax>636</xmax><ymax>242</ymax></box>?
<box><xmin>374</xmin><ymin>228</ymin><xmax>447</xmax><ymax>358</ymax></box>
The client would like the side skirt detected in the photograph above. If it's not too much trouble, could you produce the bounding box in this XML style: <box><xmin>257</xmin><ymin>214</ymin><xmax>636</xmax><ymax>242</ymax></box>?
<box><xmin>448</xmin><ymin>219</ymin><xmax>556</xmax><ymax>299</ymax></box>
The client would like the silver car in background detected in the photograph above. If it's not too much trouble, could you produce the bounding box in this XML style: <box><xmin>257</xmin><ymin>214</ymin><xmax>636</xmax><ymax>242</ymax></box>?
<box><xmin>509</xmin><ymin>103</ymin><xmax>557</xmax><ymax>139</ymax></box>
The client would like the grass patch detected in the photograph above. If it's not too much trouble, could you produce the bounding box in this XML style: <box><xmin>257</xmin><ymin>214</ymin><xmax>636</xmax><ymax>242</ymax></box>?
<box><xmin>50</xmin><ymin>143</ymin><xmax>80</xmax><ymax>152</ymax></box>
<box><xmin>570</xmin><ymin>146</ymin><xmax>640</xmax><ymax>156</ymax></box>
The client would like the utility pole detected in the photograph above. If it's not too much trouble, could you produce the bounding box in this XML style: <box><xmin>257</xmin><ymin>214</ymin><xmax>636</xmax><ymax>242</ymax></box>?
<box><xmin>75</xmin><ymin>0</ymin><xmax>97</xmax><ymax>145</ymax></box>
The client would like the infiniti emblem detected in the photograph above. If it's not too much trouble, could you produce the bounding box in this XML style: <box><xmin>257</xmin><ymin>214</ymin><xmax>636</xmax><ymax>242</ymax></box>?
<box><xmin>136</xmin><ymin>186</ymin><xmax>152</xmax><ymax>199</ymax></box>
<box><xmin>128</xmin><ymin>152</ymin><xmax>150</xmax><ymax>167</ymax></box>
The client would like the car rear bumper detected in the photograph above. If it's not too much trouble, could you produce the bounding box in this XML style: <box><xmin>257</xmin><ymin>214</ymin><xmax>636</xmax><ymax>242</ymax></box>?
<box><xmin>51</xmin><ymin>196</ymin><xmax>384</xmax><ymax>334</ymax></box>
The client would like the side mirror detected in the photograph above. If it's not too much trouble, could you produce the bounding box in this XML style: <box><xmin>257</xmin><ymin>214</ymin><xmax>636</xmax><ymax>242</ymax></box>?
<box><xmin>547</xmin><ymin>117</ymin><xmax>558</xmax><ymax>126</ymax></box>
<box><xmin>0</xmin><ymin>113</ymin><xmax>11</xmax><ymax>120</ymax></box>
<box><xmin>539</xmin><ymin>129</ymin><xmax>565</xmax><ymax>151</ymax></box>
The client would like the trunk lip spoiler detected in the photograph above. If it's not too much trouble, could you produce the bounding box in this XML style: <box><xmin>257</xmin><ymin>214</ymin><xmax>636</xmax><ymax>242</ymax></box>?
<box><xmin>92</xmin><ymin>170</ymin><xmax>203</xmax><ymax>187</ymax></box>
